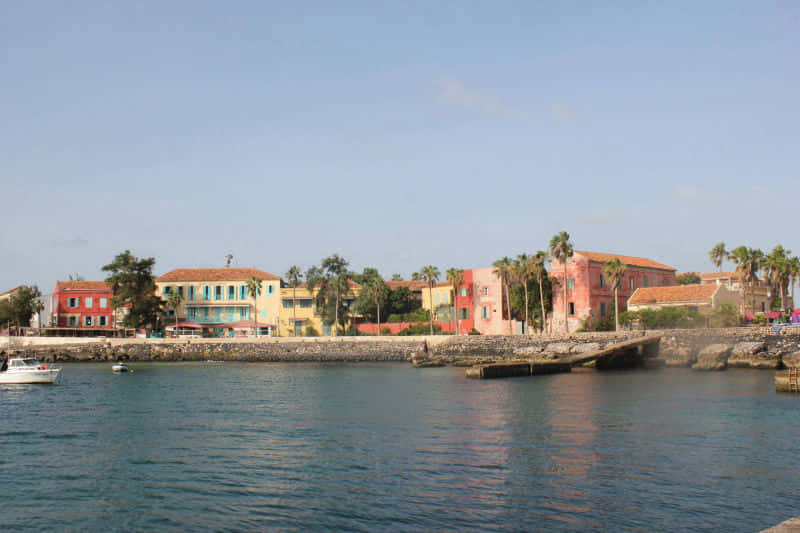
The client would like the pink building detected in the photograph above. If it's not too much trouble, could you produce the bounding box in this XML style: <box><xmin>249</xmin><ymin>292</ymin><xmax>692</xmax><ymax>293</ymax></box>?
<box><xmin>548</xmin><ymin>251</ymin><xmax>676</xmax><ymax>332</ymax></box>
<box><xmin>468</xmin><ymin>267</ymin><xmax>516</xmax><ymax>335</ymax></box>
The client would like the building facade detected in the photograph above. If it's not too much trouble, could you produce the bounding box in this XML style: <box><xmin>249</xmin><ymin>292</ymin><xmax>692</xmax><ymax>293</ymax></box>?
<box><xmin>155</xmin><ymin>268</ymin><xmax>281</xmax><ymax>337</ymax></box>
<box><xmin>699</xmin><ymin>272</ymin><xmax>789</xmax><ymax>316</ymax></box>
<box><xmin>52</xmin><ymin>281</ymin><xmax>115</xmax><ymax>328</ymax></box>
<box><xmin>628</xmin><ymin>283</ymin><xmax>740</xmax><ymax>314</ymax></box>
<box><xmin>549</xmin><ymin>251</ymin><xmax>677</xmax><ymax>333</ymax></box>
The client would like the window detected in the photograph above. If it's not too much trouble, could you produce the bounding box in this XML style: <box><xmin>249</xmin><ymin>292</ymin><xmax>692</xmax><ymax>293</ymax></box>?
<box><xmin>600</xmin><ymin>302</ymin><xmax>606</xmax><ymax>316</ymax></box>
<box><xmin>166</xmin><ymin>310</ymin><xmax>175</xmax><ymax>317</ymax></box>
<box><xmin>460</xmin><ymin>288</ymin><xmax>468</xmax><ymax>297</ymax></box>
<box><xmin>188</xmin><ymin>286</ymin><xmax>195</xmax><ymax>300</ymax></box>
<box><xmin>66</xmin><ymin>316</ymin><xmax>77</xmax><ymax>327</ymax></box>
<box><xmin>299</xmin><ymin>299</ymin><xmax>312</xmax><ymax>309</ymax></box>
<box><xmin>294</xmin><ymin>322</ymin><xmax>303</xmax><ymax>335</ymax></box>
<box><xmin>482</xmin><ymin>287</ymin><xmax>489</xmax><ymax>296</ymax></box>
<box><xmin>442</xmin><ymin>293</ymin><xmax>448</xmax><ymax>304</ymax></box>
<box><xmin>459</xmin><ymin>308</ymin><xmax>469</xmax><ymax>320</ymax></box>
<box><xmin>435</xmin><ymin>294</ymin><xmax>440</xmax><ymax>305</ymax></box>
<box><xmin>322</xmin><ymin>324</ymin><xmax>332</xmax><ymax>335</ymax></box>
<box><xmin>240</xmin><ymin>286</ymin><xmax>247</xmax><ymax>300</ymax></box>
<box><xmin>67</xmin><ymin>297</ymin><xmax>79</xmax><ymax>308</ymax></box>
<box><xmin>261</xmin><ymin>309</ymin><xmax>267</xmax><ymax>317</ymax></box>
<box><xmin>566</xmin><ymin>279</ymin><xmax>575</xmax><ymax>290</ymax></box>
<box><xmin>267</xmin><ymin>284</ymin><xmax>274</xmax><ymax>295</ymax></box>
<box><xmin>188</xmin><ymin>308</ymin><xmax>198</xmax><ymax>320</ymax></box>
<box><xmin>239</xmin><ymin>308</ymin><xmax>247</xmax><ymax>319</ymax></box>
<box><xmin>85</xmin><ymin>297</ymin><xmax>93</xmax><ymax>308</ymax></box>
<box><xmin>215</xmin><ymin>286</ymin><xmax>223</xmax><ymax>300</ymax></box>
<box><xmin>282</xmin><ymin>299</ymin><xmax>294</xmax><ymax>309</ymax></box>
<box><xmin>100</xmin><ymin>298</ymin><xmax>107</xmax><ymax>308</ymax></box>
<box><xmin>163</xmin><ymin>286</ymin><xmax>171</xmax><ymax>295</ymax></box>
<box><xmin>98</xmin><ymin>316</ymin><xmax>107</xmax><ymax>327</ymax></box>
<box><xmin>228</xmin><ymin>286</ymin><xmax>235</xmax><ymax>300</ymax></box>
<box><xmin>568</xmin><ymin>302</ymin><xmax>575</xmax><ymax>315</ymax></box>
<box><xmin>643</xmin><ymin>277</ymin><xmax>649</xmax><ymax>287</ymax></box>
<box><xmin>599</xmin><ymin>274</ymin><xmax>605</xmax><ymax>289</ymax></box>
<box><xmin>664</xmin><ymin>279</ymin><xmax>669</xmax><ymax>286</ymax></box>
<box><xmin>481</xmin><ymin>306</ymin><xmax>489</xmax><ymax>319</ymax></box>
<box><xmin>215</xmin><ymin>308</ymin><xmax>221</xmax><ymax>320</ymax></box>
<box><xmin>203</xmin><ymin>286</ymin><xmax>211</xmax><ymax>300</ymax></box>
<box><xmin>761</xmin><ymin>302</ymin><xmax>766</xmax><ymax>312</ymax></box>
<box><xmin>203</xmin><ymin>308</ymin><xmax>209</xmax><ymax>320</ymax></box>
<box><xmin>177</xmin><ymin>286</ymin><xmax>183</xmax><ymax>297</ymax></box>
<box><xmin>629</xmin><ymin>278</ymin><xmax>634</xmax><ymax>290</ymax></box>
<box><xmin>228</xmin><ymin>308</ymin><xmax>235</xmax><ymax>321</ymax></box>
<box><xmin>84</xmin><ymin>316</ymin><xmax>93</xmax><ymax>327</ymax></box>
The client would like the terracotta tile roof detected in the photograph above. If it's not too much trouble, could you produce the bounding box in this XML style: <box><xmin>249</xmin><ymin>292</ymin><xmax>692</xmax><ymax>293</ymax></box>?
<box><xmin>628</xmin><ymin>284</ymin><xmax>718</xmax><ymax>305</ymax></box>
<box><xmin>56</xmin><ymin>281</ymin><xmax>111</xmax><ymax>291</ymax></box>
<box><xmin>575</xmin><ymin>251</ymin><xmax>676</xmax><ymax>271</ymax></box>
<box><xmin>0</xmin><ymin>285</ymin><xmax>25</xmax><ymax>297</ymax></box>
<box><xmin>297</xmin><ymin>279</ymin><xmax>362</xmax><ymax>289</ymax></box>
<box><xmin>700</xmin><ymin>272</ymin><xmax>741</xmax><ymax>280</ymax></box>
<box><xmin>385</xmin><ymin>280</ymin><xmax>449</xmax><ymax>290</ymax></box>
<box><xmin>156</xmin><ymin>268</ymin><xmax>280</xmax><ymax>282</ymax></box>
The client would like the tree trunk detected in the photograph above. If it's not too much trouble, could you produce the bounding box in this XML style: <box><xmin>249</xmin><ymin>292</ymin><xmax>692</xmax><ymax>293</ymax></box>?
<box><xmin>292</xmin><ymin>286</ymin><xmax>297</xmax><ymax>336</ymax></box>
<box><xmin>428</xmin><ymin>284</ymin><xmax>434</xmax><ymax>335</ymax></box>
<box><xmin>563</xmin><ymin>262</ymin><xmax>568</xmax><ymax>333</ymax></box>
<box><xmin>376</xmin><ymin>298</ymin><xmax>381</xmax><ymax>335</ymax></box>
<box><xmin>335</xmin><ymin>285</ymin><xmax>340</xmax><ymax>337</ymax></box>
<box><xmin>523</xmin><ymin>280</ymin><xmax>529</xmax><ymax>335</ymax></box>
<box><xmin>505</xmin><ymin>282</ymin><xmax>512</xmax><ymax>335</ymax></box>
<box><xmin>253</xmin><ymin>296</ymin><xmax>258</xmax><ymax>337</ymax></box>
<box><xmin>614</xmin><ymin>287</ymin><xmax>619</xmax><ymax>331</ymax></box>
<box><xmin>539</xmin><ymin>276</ymin><xmax>546</xmax><ymax>334</ymax></box>
<box><xmin>453</xmin><ymin>288</ymin><xmax>458</xmax><ymax>336</ymax></box>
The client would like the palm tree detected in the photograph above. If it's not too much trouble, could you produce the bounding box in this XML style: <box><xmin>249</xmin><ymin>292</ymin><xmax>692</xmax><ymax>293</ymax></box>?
<box><xmin>709</xmin><ymin>242</ymin><xmax>728</xmax><ymax>273</ymax></box>
<box><xmin>549</xmin><ymin>231</ymin><xmax>574</xmax><ymax>333</ymax></box>
<box><xmin>166</xmin><ymin>290</ymin><xmax>183</xmax><ymax>336</ymax></box>
<box><xmin>246</xmin><ymin>277</ymin><xmax>263</xmax><ymax>336</ymax></box>
<box><xmin>414</xmin><ymin>266</ymin><xmax>440</xmax><ymax>335</ymax></box>
<box><xmin>446</xmin><ymin>268</ymin><xmax>464</xmax><ymax>335</ymax></box>
<box><xmin>532</xmin><ymin>251</ymin><xmax>548</xmax><ymax>333</ymax></box>
<box><xmin>492</xmin><ymin>257</ymin><xmax>514</xmax><ymax>335</ymax></box>
<box><xmin>285</xmin><ymin>266</ymin><xmax>303</xmax><ymax>336</ymax></box>
<box><xmin>361</xmin><ymin>272</ymin><xmax>388</xmax><ymax>334</ymax></box>
<box><xmin>602</xmin><ymin>258</ymin><xmax>627</xmax><ymax>331</ymax></box>
<box><xmin>513</xmin><ymin>254</ymin><xmax>535</xmax><ymax>334</ymax></box>
<box><xmin>765</xmin><ymin>246</ymin><xmax>789</xmax><ymax>312</ymax></box>
<box><xmin>789</xmin><ymin>256</ymin><xmax>800</xmax><ymax>311</ymax></box>
<box><xmin>306</xmin><ymin>255</ymin><xmax>352</xmax><ymax>336</ymax></box>
<box><xmin>730</xmin><ymin>246</ymin><xmax>765</xmax><ymax>315</ymax></box>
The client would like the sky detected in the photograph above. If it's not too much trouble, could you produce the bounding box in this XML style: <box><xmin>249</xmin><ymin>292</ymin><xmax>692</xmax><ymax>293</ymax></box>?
<box><xmin>1</xmin><ymin>1</ymin><xmax>799</xmax><ymax>292</ymax></box>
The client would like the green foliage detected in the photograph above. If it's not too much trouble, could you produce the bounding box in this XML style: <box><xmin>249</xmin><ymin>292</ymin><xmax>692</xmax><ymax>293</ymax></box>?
<box><xmin>344</xmin><ymin>325</ymin><xmax>362</xmax><ymax>336</ymax></box>
<box><xmin>622</xmin><ymin>306</ymin><xmax>706</xmax><ymax>329</ymax></box>
<box><xmin>387</xmin><ymin>308</ymin><xmax>430</xmax><ymax>323</ymax></box>
<box><xmin>306</xmin><ymin>255</ymin><xmax>353</xmax><ymax>330</ymax></box>
<box><xmin>771</xmin><ymin>297</ymin><xmax>782</xmax><ymax>312</ymax></box>
<box><xmin>509</xmin><ymin>277</ymin><xmax>552</xmax><ymax>324</ymax></box>
<box><xmin>397</xmin><ymin>323</ymin><xmax>443</xmax><ymax>336</ymax></box>
<box><xmin>102</xmin><ymin>250</ymin><xmax>163</xmax><ymax>328</ymax></box>
<box><xmin>353</xmin><ymin>268</ymin><xmax>389</xmax><ymax>322</ymax></box>
<box><xmin>751</xmin><ymin>314</ymin><xmax>767</xmax><ymax>326</ymax></box>
<box><xmin>468</xmin><ymin>328</ymin><xmax>481</xmax><ymax>335</ymax></box>
<box><xmin>303</xmin><ymin>326</ymin><xmax>319</xmax><ymax>337</ymax></box>
<box><xmin>380</xmin><ymin>326</ymin><xmax>392</xmax><ymax>335</ymax></box>
<box><xmin>0</xmin><ymin>286</ymin><xmax>42</xmax><ymax>327</ymax></box>
<box><xmin>676</xmin><ymin>272</ymin><xmax>701</xmax><ymax>285</ymax></box>
<box><xmin>386</xmin><ymin>286</ymin><xmax>420</xmax><ymax>315</ymax></box>
<box><xmin>710</xmin><ymin>302</ymin><xmax>740</xmax><ymax>327</ymax></box>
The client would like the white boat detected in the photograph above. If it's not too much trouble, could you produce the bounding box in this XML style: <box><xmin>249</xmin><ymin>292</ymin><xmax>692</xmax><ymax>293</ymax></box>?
<box><xmin>0</xmin><ymin>357</ymin><xmax>61</xmax><ymax>384</ymax></box>
<box><xmin>112</xmin><ymin>362</ymin><xmax>132</xmax><ymax>373</ymax></box>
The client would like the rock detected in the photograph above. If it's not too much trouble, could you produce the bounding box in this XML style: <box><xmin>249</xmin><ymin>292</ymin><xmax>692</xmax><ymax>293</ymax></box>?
<box><xmin>729</xmin><ymin>342</ymin><xmax>779</xmax><ymax>369</ymax></box>
<box><xmin>512</xmin><ymin>346</ymin><xmax>544</xmax><ymax>356</ymax></box>
<box><xmin>663</xmin><ymin>347</ymin><xmax>695</xmax><ymax>367</ymax></box>
<box><xmin>782</xmin><ymin>351</ymin><xmax>800</xmax><ymax>368</ymax></box>
<box><xmin>571</xmin><ymin>342</ymin><xmax>602</xmax><ymax>354</ymax></box>
<box><xmin>692</xmin><ymin>344</ymin><xmax>732</xmax><ymax>371</ymax></box>
<box><xmin>545</xmin><ymin>342</ymin><xmax>575</xmax><ymax>355</ymax></box>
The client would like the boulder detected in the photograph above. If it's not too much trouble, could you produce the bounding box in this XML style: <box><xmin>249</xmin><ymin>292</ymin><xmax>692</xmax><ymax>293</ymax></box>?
<box><xmin>572</xmin><ymin>342</ymin><xmax>603</xmax><ymax>354</ymax></box>
<box><xmin>692</xmin><ymin>344</ymin><xmax>732</xmax><ymax>371</ymax></box>
<box><xmin>543</xmin><ymin>342</ymin><xmax>575</xmax><ymax>355</ymax></box>
<box><xmin>729</xmin><ymin>342</ymin><xmax>778</xmax><ymax>369</ymax></box>
<box><xmin>512</xmin><ymin>346</ymin><xmax>544</xmax><ymax>357</ymax></box>
<box><xmin>782</xmin><ymin>351</ymin><xmax>800</xmax><ymax>368</ymax></box>
<box><xmin>663</xmin><ymin>347</ymin><xmax>695</xmax><ymax>367</ymax></box>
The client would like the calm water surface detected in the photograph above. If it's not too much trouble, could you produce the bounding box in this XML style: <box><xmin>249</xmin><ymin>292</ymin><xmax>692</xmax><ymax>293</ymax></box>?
<box><xmin>2</xmin><ymin>362</ymin><xmax>799</xmax><ymax>532</ymax></box>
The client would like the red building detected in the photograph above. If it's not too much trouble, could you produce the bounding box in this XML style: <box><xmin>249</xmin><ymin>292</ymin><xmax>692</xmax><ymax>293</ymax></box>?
<box><xmin>52</xmin><ymin>281</ymin><xmax>115</xmax><ymax>328</ymax></box>
<box><xmin>549</xmin><ymin>251</ymin><xmax>676</xmax><ymax>332</ymax></box>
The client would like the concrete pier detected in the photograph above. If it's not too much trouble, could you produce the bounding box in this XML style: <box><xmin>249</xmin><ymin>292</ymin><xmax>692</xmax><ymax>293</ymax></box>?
<box><xmin>466</xmin><ymin>360</ymin><xmax>572</xmax><ymax>379</ymax></box>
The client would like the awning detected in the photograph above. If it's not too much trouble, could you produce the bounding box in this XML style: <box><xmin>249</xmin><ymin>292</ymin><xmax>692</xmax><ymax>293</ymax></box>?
<box><xmin>165</xmin><ymin>321</ymin><xmax>203</xmax><ymax>330</ymax></box>
<box><xmin>792</xmin><ymin>309</ymin><xmax>800</xmax><ymax>315</ymax></box>
<box><xmin>765</xmin><ymin>312</ymin><xmax>782</xmax><ymax>319</ymax></box>
<box><xmin>225</xmin><ymin>320</ymin><xmax>276</xmax><ymax>330</ymax></box>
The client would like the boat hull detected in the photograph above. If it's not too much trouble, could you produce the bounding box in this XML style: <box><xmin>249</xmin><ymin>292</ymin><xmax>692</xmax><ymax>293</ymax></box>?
<box><xmin>0</xmin><ymin>369</ymin><xmax>61</xmax><ymax>384</ymax></box>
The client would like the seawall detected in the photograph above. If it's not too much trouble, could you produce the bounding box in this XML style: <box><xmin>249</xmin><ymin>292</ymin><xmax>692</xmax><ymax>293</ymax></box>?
<box><xmin>3</xmin><ymin>327</ymin><xmax>799</xmax><ymax>367</ymax></box>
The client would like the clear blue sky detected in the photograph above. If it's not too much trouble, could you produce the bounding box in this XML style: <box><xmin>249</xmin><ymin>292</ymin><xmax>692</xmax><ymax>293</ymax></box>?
<box><xmin>1</xmin><ymin>1</ymin><xmax>798</xmax><ymax>292</ymax></box>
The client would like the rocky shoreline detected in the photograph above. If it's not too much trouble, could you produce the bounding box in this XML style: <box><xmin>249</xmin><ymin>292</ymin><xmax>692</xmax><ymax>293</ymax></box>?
<box><xmin>3</xmin><ymin>327</ymin><xmax>799</xmax><ymax>370</ymax></box>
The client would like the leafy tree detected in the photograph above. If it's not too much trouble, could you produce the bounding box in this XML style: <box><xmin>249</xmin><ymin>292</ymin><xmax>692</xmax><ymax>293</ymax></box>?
<box><xmin>0</xmin><ymin>286</ymin><xmax>42</xmax><ymax>327</ymax></box>
<box><xmin>355</xmin><ymin>268</ymin><xmax>389</xmax><ymax>332</ymax></box>
<box><xmin>246</xmin><ymin>276</ymin><xmax>263</xmax><ymax>333</ymax></box>
<box><xmin>492</xmin><ymin>257</ymin><xmax>514</xmax><ymax>335</ymax></box>
<box><xmin>285</xmin><ymin>266</ymin><xmax>303</xmax><ymax>336</ymax></box>
<box><xmin>765</xmin><ymin>246</ymin><xmax>792</xmax><ymax>312</ymax></box>
<box><xmin>622</xmin><ymin>307</ymin><xmax>705</xmax><ymax>329</ymax></box>
<box><xmin>390</xmin><ymin>274</ymin><xmax>403</xmax><ymax>281</ymax></box>
<box><xmin>446</xmin><ymin>268</ymin><xmax>464</xmax><ymax>335</ymax></box>
<box><xmin>789</xmin><ymin>256</ymin><xmax>800</xmax><ymax>310</ymax></box>
<box><xmin>676</xmin><ymin>272</ymin><xmax>701</xmax><ymax>285</ymax></box>
<box><xmin>166</xmin><ymin>290</ymin><xmax>183</xmax><ymax>333</ymax></box>
<box><xmin>603</xmin><ymin>258</ymin><xmax>627</xmax><ymax>331</ymax></box>
<box><xmin>306</xmin><ymin>255</ymin><xmax>352</xmax><ymax>336</ymax></box>
<box><xmin>304</xmin><ymin>325</ymin><xmax>319</xmax><ymax>337</ymax></box>
<box><xmin>549</xmin><ymin>231</ymin><xmax>574</xmax><ymax>332</ymax></box>
<box><xmin>412</xmin><ymin>266</ymin><xmax>440</xmax><ymax>335</ymax></box>
<box><xmin>709</xmin><ymin>242</ymin><xmax>728</xmax><ymax>273</ymax></box>
<box><xmin>102</xmin><ymin>250</ymin><xmax>163</xmax><ymax>328</ymax></box>
<box><xmin>387</xmin><ymin>286</ymin><xmax>419</xmax><ymax>316</ymax></box>
<box><xmin>531</xmin><ymin>251</ymin><xmax>549</xmax><ymax>333</ymax></box>
<box><xmin>509</xmin><ymin>275</ymin><xmax>552</xmax><ymax>332</ymax></box>
<box><xmin>512</xmin><ymin>255</ymin><xmax>537</xmax><ymax>334</ymax></box>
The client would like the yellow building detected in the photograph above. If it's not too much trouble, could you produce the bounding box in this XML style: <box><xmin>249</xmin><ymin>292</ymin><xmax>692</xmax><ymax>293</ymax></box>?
<box><xmin>279</xmin><ymin>281</ymin><xmax>361</xmax><ymax>336</ymax></box>
<box><xmin>155</xmin><ymin>268</ymin><xmax>281</xmax><ymax>337</ymax></box>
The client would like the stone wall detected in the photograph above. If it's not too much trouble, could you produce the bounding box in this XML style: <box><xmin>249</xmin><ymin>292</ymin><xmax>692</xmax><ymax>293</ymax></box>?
<box><xmin>4</xmin><ymin>327</ymin><xmax>799</xmax><ymax>369</ymax></box>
